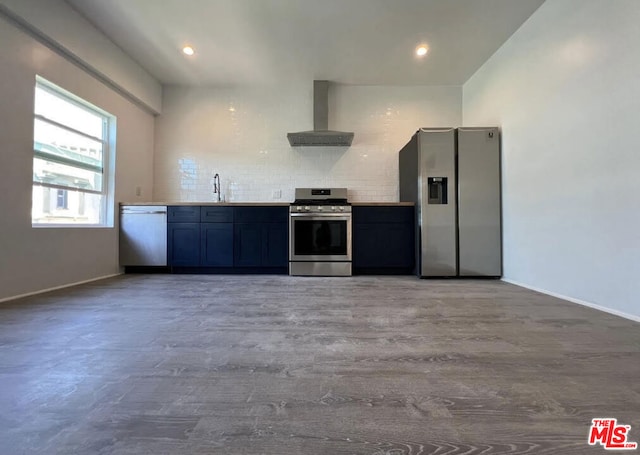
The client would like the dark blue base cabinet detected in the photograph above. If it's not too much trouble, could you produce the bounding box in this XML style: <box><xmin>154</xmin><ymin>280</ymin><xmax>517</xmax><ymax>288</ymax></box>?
<box><xmin>167</xmin><ymin>206</ymin><xmax>288</xmax><ymax>274</ymax></box>
<box><xmin>234</xmin><ymin>207</ymin><xmax>288</xmax><ymax>268</ymax></box>
<box><xmin>234</xmin><ymin>223</ymin><xmax>288</xmax><ymax>267</ymax></box>
<box><xmin>202</xmin><ymin>223</ymin><xmax>234</xmax><ymax>266</ymax></box>
<box><xmin>165</xmin><ymin>205</ymin><xmax>413</xmax><ymax>275</ymax></box>
<box><xmin>353</xmin><ymin>206</ymin><xmax>415</xmax><ymax>275</ymax></box>
<box><xmin>167</xmin><ymin>222</ymin><xmax>202</xmax><ymax>266</ymax></box>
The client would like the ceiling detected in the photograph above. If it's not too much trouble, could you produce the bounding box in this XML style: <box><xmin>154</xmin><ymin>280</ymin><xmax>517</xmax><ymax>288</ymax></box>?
<box><xmin>65</xmin><ymin>0</ymin><xmax>545</xmax><ymax>87</ymax></box>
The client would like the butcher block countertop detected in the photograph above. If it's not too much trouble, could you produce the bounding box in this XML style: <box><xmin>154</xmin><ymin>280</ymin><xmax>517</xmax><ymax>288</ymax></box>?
<box><xmin>351</xmin><ymin>202</ymin><xmax>414</xmax><ymax>206</ymax></box>
<box><xmin>120</xmin><ymin>202</ymin><xmax>414</xmax><ymax>207</ymax></box>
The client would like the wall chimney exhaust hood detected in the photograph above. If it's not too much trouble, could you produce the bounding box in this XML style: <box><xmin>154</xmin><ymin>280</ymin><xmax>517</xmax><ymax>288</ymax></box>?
<box><xmin>287</xmin><ymin>81</ymin><xmax>354</xmax><ymax>147</ymax></box>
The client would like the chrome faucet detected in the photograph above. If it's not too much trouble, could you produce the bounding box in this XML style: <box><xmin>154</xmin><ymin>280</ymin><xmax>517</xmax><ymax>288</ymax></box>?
<box><xmin>213</xmin><ymin>173</ymin><xmax>221</xmax><ymax>202</ymax></box>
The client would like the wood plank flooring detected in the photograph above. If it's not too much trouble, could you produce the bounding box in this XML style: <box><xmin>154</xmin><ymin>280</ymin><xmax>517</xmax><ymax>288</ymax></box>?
<box><xmin>0</xmin><ymin>275</ymin><xmax>638</xmax><ymax>454</ymax></box>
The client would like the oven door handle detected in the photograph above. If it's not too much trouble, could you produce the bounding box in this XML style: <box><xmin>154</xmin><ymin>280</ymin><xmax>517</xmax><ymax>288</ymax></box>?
<box><xmin>290</xmin><ymin>213</ymin><xmax>351</xmax><ymax>219</ymax></box>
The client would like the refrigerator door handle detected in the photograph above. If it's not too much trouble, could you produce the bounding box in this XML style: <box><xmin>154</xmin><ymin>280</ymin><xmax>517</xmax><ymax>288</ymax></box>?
<box><xmin>418</xmin><ymin>127</ymin><xmax>455</xmax><ymax>133</ymax></box>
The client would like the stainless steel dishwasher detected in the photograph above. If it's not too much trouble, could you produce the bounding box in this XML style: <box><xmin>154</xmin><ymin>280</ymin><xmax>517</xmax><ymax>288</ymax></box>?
<box><xmin>119</xmin><ymin>206</ymin><xmax>167</xmax><ymax>266</ymax></box>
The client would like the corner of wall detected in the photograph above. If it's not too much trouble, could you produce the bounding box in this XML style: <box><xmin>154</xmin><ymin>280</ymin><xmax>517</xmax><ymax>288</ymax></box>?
<box><xmin>0</xmin><ymin>0</ymin><xmax>162</xmax><ymax>114</ymax></box>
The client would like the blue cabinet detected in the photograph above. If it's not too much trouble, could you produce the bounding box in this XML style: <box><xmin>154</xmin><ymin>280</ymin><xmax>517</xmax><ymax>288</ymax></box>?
<box><xmin>264</xmin><ymin>222</ymin><xmax>288</xmax><ymax>267</ymax></box>
<box><xmin>234</xmin><ymin>207</ymin><xmax>288</xmax><ymax>268</ymax></box>
<box><xmin>234</xmin><ymin>223</ymin><xmax>263</xmax><ymax>266</ymax></box>
<box><xmin>167</xmin><ymin>222</ymin><xmax>201</xmax><ymax>266</ymax></box>
<box><xmin>168</xmin><ymin>206</ymin><xmax>233</xmax><ymax>268</ymax></box>
<box><xmin>199</xmin><ymin>207</ymin><xmax>234</xmax><ymax>267</ymax></box>
<box><xmin>201</xmin><ymin>223</ymin><xmax>233</xmax><ymax>266</ymax></box>
<box><xmin>353</xmin><ymin>206</ymin><xmax>415</xmax><ymax>274</ymax></box>
<box><xmin>167</xmin><ymin>205</ymin><xmax>288</xmax><ymax>272</ymax></box>
<box><xmin>165</xmin><ymin>205</ymin><xmax>412</xmax><ymax>273</ymax></box>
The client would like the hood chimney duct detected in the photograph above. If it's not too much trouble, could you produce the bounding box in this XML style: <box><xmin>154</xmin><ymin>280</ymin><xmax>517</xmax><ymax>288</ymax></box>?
<box><xmin>313</xmin><ymin>80</ymin><xmax>329</xmax><ymax>131</ymax></box>
<box><xmin>287</xmin><ymin>80</ymin><xmax>354</xmax><ymax>147</ymax></box>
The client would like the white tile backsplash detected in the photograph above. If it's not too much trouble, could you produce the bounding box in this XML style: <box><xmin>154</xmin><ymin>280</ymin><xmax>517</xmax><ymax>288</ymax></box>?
<box><xmin>154</xmin><ymin>83</ymin><xmax>461</xmax><ymax>202</ymax></box>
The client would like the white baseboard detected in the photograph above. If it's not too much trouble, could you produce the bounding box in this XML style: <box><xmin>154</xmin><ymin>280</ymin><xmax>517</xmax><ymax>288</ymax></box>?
<box><xmin>502</xmin><ymin>278</ymin><xmax>640</xmax><ymax>323</ymax></box>
<box><xmin>0</xmin><ymin>273</ymin><xmax>123</xmax><ymax>303</ymax></box>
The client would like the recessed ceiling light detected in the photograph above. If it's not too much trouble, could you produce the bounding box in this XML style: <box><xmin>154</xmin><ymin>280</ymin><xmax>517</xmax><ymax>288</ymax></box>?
<box><xmin>182</xmin><ymin>46</ymin><xmax>195</xmax><ymax>56</ymax></box>
<box><xmin>416</xmin><ymin>45</ymin><xmax>429</xmax><ymax>57</ymax></box>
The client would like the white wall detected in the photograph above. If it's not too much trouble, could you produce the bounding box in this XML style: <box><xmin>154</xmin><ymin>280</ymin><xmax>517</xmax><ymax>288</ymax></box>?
<box><xmin>0</xmin><ymin>0</ymin><xmax>162</xmax><ymax>113</ymax></box>
<box><xmin>0</xmin><ymin>15</ymin><xmax>155</xmax><ymax>301</ymax></box>
<box><xmin>463</xmin><ymin>0</ymin><xmax>640</xmax><ymax>319</ymax></box>
<box><xmin>155</xmin><ymin>84</ymin><xmax>461</xmax><ymax>202</ymax></box>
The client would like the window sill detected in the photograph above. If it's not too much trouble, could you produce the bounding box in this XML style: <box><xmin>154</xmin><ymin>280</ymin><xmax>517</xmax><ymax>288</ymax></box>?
<box><xmin>32</xmin><ymin>223</ymin><xmax>113</xmax><ymax>229</ymax></box>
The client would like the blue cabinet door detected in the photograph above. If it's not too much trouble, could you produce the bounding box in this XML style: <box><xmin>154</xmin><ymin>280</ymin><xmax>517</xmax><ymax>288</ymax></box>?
<box><xmin>234</xmin><ymin>207</ymin><xmax>288</xmax><ymax>268</ymax></box>
<box><xmin>263</xmin><ymin>223</ymin><xmax>288</xmax><ymax>267</ymax></box>
<box><xmin>168</xmin><ymin>222</ymin><xmax>200</xmax><ymax>266</ymax></box>
<box><xmin>353</xmin><ymin>223</ymin><xmax>379</xmax><ymax>267</ymax></box>
<box><xmin>353</xmin><ymin>206</ymin><xmax>415</xmax><ymax>271</ymax></box>
<box><xmin>234</xmin><ymin>223</ymin><xmax>263</xmax><ymax>267</ymax></box>
<box><xmin>201</xmin><ymin>223</ymin><xmax>233</xmax><ymax>267</ymax></box>
<box><xmin>354</xmin><ymin>223</ymin><xmax>414</xmax><ymax>268</ymax></box>
<box><xmin>380</xmin><ymin>223</ymin><xmax>414</xmax><ymax>267</ymax></box>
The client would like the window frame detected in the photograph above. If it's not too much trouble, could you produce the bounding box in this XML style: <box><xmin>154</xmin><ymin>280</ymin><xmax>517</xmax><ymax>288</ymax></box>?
<box><xmin>56</xmin><ymin>189</ymin><xmax>68</xmax><ymax>210</ymax></box>
<box><xmin>32</xmin><ymin>76</ymin><xmax>115</xmax><ymax>228</ymax></box>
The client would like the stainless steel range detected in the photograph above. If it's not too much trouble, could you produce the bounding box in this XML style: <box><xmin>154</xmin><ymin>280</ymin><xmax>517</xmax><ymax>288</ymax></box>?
<box><xmin>289</xmin><ymin>188</ymin><xmax>352</xmax><ymax>276</ymax></box>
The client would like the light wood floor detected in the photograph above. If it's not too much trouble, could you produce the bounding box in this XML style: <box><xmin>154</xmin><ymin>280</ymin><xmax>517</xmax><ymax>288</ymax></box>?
<box><xmin>0</xmin><ymin>275</ymin><xmax>638</xmax><ymax>454</ymax></box>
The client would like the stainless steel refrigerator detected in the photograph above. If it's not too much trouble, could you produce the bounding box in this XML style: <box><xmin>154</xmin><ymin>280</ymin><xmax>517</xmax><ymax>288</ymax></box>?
<box><xmin>399</xmin><ymin>127</ymin><xmax>501</xmax><ymax>277</ymax></box>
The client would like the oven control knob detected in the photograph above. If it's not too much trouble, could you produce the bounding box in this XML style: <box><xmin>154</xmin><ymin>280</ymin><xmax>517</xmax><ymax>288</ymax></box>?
<box><xmin>318</xmin><ymin>206</ymin><xmax>323</xmax><ymax>211</ymax></box>
<box><xmin>304</xmin><ymin>206</ymin><xmax>310</xmax><ymax>211</ymax></box>
<box><xmin>338</xmin><ymin>206</ymin><xmax>344</xmax><ymax>212</ymax></box>
<box><xmin>331</xmin><ymin>206</ymin><xmax>336</xmax><ymax>211</ymax></box>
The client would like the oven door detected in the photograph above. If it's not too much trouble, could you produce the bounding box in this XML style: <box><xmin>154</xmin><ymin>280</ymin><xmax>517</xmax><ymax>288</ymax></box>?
<box><xmin>290</xmin><ymin>213</ymin><xmax>352</xmax><ymax>261</ymax></box>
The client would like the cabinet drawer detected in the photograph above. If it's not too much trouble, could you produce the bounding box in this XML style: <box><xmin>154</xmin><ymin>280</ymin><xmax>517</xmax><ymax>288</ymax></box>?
<box><xmin>353</xmin><ymin>206</ymin><xmax>414</xmax><ymax>224</ymax></box>
<box><xmin>168</xmin><ymin>206</ymin><xmax>200</xmax><ymax>223</ymax></box>
<box><xmin>235</xmin><ymin>207</ymin><xmax>288</xmax><ymax>223</ymax></box>
<box><xmin>201</xmin><ymin>206</ymin><xmax>234</xmax><ymax>223</ymax></box>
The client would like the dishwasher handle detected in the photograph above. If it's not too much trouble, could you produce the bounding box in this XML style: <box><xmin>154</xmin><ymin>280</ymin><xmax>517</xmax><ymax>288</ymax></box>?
<box><xmin>121</xmin><ymin>205</ymin><xmax>168</xmax><ymax>216</ymax></box>
<box><xmin>121</xmin><ymin>210</ymin><xmax>167</xmax><ymax>215</ymax></box>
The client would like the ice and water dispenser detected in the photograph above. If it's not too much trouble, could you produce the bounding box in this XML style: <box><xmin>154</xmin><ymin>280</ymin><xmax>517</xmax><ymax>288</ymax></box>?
<box><xmin>427</xmin><ymin>177</ymin><xmax>447</xmax><ymax>204</ymax></box>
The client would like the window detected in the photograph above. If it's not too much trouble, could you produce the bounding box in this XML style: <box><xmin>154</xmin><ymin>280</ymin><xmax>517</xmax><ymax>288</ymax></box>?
<box><xmin>56</xmin><ymin>189</ymin><xmax>68</xmax><ymax>209</ymax></box>
<box><xmin>32</xmin><ymin>77</ymin><xmax>115</xmax><ymax>226</ymax></box>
